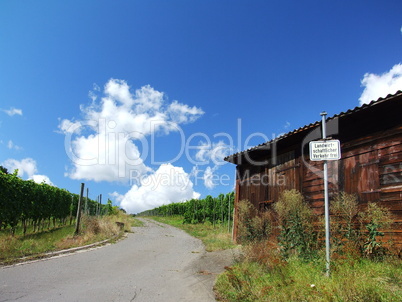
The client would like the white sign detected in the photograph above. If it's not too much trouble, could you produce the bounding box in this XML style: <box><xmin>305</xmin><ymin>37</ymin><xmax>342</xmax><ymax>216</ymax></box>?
<box><xmin>309</xmin><ymin>140</ymin><xmax>341</xmax><ymax>161</ymax></box>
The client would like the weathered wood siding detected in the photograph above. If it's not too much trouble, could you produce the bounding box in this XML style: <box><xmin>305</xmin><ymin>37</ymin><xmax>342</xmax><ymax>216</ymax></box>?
<box><xmin>234</xmin><ymin>126</ymin><xmax>402</xmax><ymax>245</ymax></box>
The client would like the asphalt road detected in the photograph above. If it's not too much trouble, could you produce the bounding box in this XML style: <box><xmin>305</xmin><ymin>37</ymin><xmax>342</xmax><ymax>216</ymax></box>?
<box><xmin>0</xmin><ymin>218</ymin><xmax>228</xmax><ymax>302</ymax></box>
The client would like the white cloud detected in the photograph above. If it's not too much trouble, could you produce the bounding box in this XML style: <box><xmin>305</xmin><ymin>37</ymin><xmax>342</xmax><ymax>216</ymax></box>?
<box><xmin>66</xmin><ymin>133</ymin><xmax>151</xmax><ymax>182</ymax></box>
<box><xmin>58</xmin><ymin>119</ymin><xmax>83</xmax><ymax>134</ymax></box>
<box><xmin>109</xmin><ymin>191</ymin><xmax>123</xmax><ymax>202</ymax></box>
<box><xmin>194</xmin><ymin>141</ymin><xmax>232</xmax><ymax>166</ymax></box>
<box><xmin>203</xmin><ymin>166</ymin><xmax>218</xmax><ymax>189</ymax></box>
<box><xmin>192</xmin><ymin>141</ymin><xmax>233</xmax><ymax>190</ymax></box>
<box><xmin>2</xmin><ymin>158</ymin><xmax>54</xmax><ymax>185</ymax></box>
<box><xmin>88</xmin><ymin>83</ymin><xmax>101</xmax><ymax>102</ymax></box>
<box><xmin>167</xmin><ymin>100</ymin><xmax>204</xmax><ymax>124</ymax></box>
<box><xmin>30</xmin><ymin>174</ymin><xmax>54</xmax><ymax>186</ymax></box>
<box><xmin>359</xmin><ymin>63</ymin><xmax>402</xmax><ymax>105</ymax></box>
<box><xmin>2</xmin><ymin>158</ymin><xmax>37</xmax><ymax>178</ymax></box>
<box><xmin>7</xmin><ymin>140</ymin><xmax>22</xmax><ymax>151</ymax></box>
<box><xmin>59</xmin><ymin>79</ymin><xmax>204</xmax><ymax>183</ymax></box>
<box><xmin>117</xmin><ymin>163</ymin><xmax>200</xmax><ymax>214</ymax></box>
<box><xmin>2</xmin><ymin>107</ymin><xmax>23</xmax><ymax>116</ymax></box>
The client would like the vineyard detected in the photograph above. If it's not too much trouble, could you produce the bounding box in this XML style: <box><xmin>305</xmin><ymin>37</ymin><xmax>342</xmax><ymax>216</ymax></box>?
<box><xmin>0</xmin><ymin>168</ymin><xmax>109</xmax><ymax>235</ymax></box>
<box><xmin>138</xmin><ymin>192</ymin><xmax>235</xmax><ymax>226</ymax></box>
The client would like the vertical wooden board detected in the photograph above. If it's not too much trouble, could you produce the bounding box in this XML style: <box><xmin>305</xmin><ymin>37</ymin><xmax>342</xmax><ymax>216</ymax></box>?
<box><xmin>342</xmin><ymin>140</ymin><xmax>399</xmax><ymax>199</ymax></box>
<box><xmin>239</xmin><ymin>178</ymin><xmax>248</xmax><ymax>201</ymax></box>
<box><xmin>327</xmin><ymin>160</ymin><xmax>340</xmax><ymax>194</ymax></box>
<box><xmin>356</xmin><ymin>151</ymin><xmax>380</xmax><ymax>201</ymax></box>
<box><xmin>302</xmin><ymin>156</ymin><xmax>324</xmax><ymax>207</ymax></box>
<box><xmin>260</xmin><ymin>171</ymin><xmax>268</xmax><ymax>201</ymax></box>
<box><xmin>343</xmin><ymin>156</ymin><xmax>359</xmax><ymax>195</ymax></box>
<box><xmin>233</xmin><ymin>179</ymin><xmax>241</xmax><ymax>242</ymax></box>
<box><xmin>270</xmin><ymin>166</ymin><xmax>278</xmax><ymax>202</ymax></box>
<box><xmin>264</xmin><ymin>171</ymin><xmax>269</xmax><ymax>201</ymax></box>
<box><xmin>258</xmin><ymin>172</ymin><xmax>265</xmax><ymax>202</ymax></box>
<box><xmin>298</xmin><ymin>157</ymin><xmax>304</xmax><ymax>193</ymax></box>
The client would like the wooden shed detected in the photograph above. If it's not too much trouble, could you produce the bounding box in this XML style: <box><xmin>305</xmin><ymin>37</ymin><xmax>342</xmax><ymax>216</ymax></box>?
<box><xmin>225</xmin><ymin>91</ymin><xmax>402</xmax><ymax>245</ymax></box>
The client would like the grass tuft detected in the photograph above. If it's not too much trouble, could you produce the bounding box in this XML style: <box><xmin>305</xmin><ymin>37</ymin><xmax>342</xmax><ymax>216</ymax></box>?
<box><xmin>0</xmin><ymin>212</ymin><xmax>140</xmax><ymax>265</ymax></box>
<box><xmin>148</xmin><ymin>215</ymin><xmax>236</xmax><ymax>251</ymax></box>
<box><xmin>214</xmin><ymin>252</ymin><xmax>402</xmax><ymax>301</ymax></box>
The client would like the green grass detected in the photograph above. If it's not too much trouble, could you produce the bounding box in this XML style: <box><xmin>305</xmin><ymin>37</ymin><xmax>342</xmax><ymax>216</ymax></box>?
<box><xmin>0</xmin><ymin>214</ymin><xmax>142</xmax><ymax>265</ymax></box>
<box><xmin>0</xmin><ymin>225</ymin><xmax>76</xmax><ymax>263</ymax></box>
<box><xmin>131</xmin><ymin>217</ymin><xmax>145</xmax><ymax>227</ymax></box>
<box><xmin>147</xmin><ymin>215</ymin><xmax>237</xmax><ymax>251</ymax></box>
<box><xmin>214</xmin><ymin>255</ymin><xmax>402</xmax><ymax>301</ymax></box>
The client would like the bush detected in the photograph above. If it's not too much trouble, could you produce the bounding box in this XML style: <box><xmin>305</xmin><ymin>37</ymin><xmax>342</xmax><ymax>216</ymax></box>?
<box><xmin>237</xmin><ymin>200</ymin><xmax>272</xmax><ymax>243</ymax></box>
<box><xmin>274</xmin><ymin>190</ymin><xmax>319</xmax><ymax>260</ymax></box>
<box><xmin>359</xmin><ymin>202</ymin><xmax>393</xmax><ymax>259</ymax></box>
<box><xmin>331</xmin><ymin>192</ymin><xmax>360</xmax><ymax>256</ymax></box>
<box><xmin>331</xmin><ymin>192</ymin><xmax>395</xmax><ymax>260</ymax></box>
<box><xmin>243</xmin><ymin>239</ymin><xmax>283</xmax><ymax>270</ymax></box>
<box><xmin>216</xmin><ymin>190</ymin><xmax>402</xmax><ymax>301</ymax></box>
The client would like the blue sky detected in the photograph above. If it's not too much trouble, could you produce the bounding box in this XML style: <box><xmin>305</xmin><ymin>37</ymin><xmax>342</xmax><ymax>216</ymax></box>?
<box><xmin>1</xmin><ymin>0</ymin><xmax>401</xmax><ymax>213</ymax></box>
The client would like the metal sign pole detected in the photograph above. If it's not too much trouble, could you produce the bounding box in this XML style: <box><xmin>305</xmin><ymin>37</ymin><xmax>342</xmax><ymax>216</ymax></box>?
<box><xmin>320</xmin><ymin>112</ymin><xmax>331</xmax><ymax>277</ymax></box>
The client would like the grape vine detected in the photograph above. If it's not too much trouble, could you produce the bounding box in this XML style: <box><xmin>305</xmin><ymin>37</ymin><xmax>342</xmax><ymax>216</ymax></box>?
<box><xmin>0</xmin><ymin>168</ymin><xmax>107</xmax><ymax>235</ymax></box>
<box><xmin>138</xmin><ymin>192</ymin><xmax>235</xmax><ymax>225</ymax></box>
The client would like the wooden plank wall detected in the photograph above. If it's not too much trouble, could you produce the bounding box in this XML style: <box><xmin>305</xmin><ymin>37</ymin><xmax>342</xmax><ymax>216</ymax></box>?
<box><xmin>235</xmin><ymin>127</ymin><xmax>402</xmax><ymax>246</ymax></box>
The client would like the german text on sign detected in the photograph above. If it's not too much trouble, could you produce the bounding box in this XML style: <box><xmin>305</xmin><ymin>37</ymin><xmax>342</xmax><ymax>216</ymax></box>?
<box><xmin>309</xmin><ymin>140</ymin><xmax>341</xmax><ymax>161</ymax></box>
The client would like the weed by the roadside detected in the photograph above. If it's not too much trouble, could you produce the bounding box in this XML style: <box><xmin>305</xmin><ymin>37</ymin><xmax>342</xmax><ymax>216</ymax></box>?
<box><xmin>149</xmin><ymin>216</ymin><xmax>236</xmax><ymax>251</ymax></box>
<box><xmin>274</xmin><ymin>190</ymin><xmax>319</xmax><ymax>260</ymax></box>
<box><xmin>0</xmin><ymin>212</ymin><xmax>137</xmax><ymax>264</ymax></box>
<box><xmin>56</xmin><ymin>213</ymin><xmax>135</xmax><ymax>250</ymax></box>
<box><xmin>215</xmin><ymin>190</ymin><xmax>402</xmax><ymax>301</ymax></box>
<box><xmin>0</xmin><ymin>225</ymin><xmax>75</xmax><ymax>262</ymax></box>
<box><xmin>237</xmin><ymin>200</ymin><xmax>272</xmax><ymax>243</ymax></box>
<box><xmin>131</xmin><ymin>217</ymin><xmax>144</xmax><ymax>227</ymax></box>
<box><xmin>215</xmin><ymin>255</ymin><xmax>402</xmax><ymax>301</ymax></box>
<box><xmin>359</xmin><ymin>202</ymin><xmax>393</xmax><ymax>259</ymax></box>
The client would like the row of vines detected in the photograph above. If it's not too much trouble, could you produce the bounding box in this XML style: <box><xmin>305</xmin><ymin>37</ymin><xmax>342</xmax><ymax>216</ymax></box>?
<box><xmin>138</xmin><ymin>192</ymin><xmax>235</xmax><ymax>225</ymax></box>
<box><xmin>0</xmin><ymin>169</ymin><xmax>108</xmax><ymax>235</ymax></box>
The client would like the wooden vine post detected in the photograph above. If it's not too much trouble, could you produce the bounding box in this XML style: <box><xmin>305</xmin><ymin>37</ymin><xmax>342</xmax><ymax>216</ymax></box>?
<box><xmin>74</xmin><ymin>183</ymin><xmax>85</xmax><ymax>235</ymax></box>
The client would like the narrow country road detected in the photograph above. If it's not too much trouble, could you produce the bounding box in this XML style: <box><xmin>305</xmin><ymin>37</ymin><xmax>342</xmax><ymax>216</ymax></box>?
<box><xmin>0</xmin><ymin>218</ymin><xmax>235</xmax><ymax>302</ymax></box>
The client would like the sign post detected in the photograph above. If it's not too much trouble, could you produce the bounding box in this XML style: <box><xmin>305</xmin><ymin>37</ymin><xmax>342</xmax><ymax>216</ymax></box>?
<box><xmin>309</xmin><ymin>112</ymin><xmax>341</xmax><ymax>277</ymax></box>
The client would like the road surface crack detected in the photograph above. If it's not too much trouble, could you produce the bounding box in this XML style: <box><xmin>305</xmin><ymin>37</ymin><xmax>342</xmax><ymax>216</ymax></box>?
<box><xmin>130</xmin><ymin>287</ymin><xmax>141</xmax><ymax>301</ymax></box>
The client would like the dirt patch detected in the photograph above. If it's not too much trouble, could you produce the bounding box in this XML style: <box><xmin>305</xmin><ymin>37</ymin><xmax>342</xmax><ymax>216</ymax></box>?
<box><xmin>191</xmin><ymin>247</ymin><xmax>243</xmax><ymax>299</ymax></box>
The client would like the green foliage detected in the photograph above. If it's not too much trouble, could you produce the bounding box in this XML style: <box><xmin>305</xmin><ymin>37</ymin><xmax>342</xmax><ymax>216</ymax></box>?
<box><xmin>215</xmin><ymin>190</ymin><xmax>400</xmax><ymax>301</ymax></box>
<box><xmin>0</xmin><ymin>166</ymin><xmax>8</xmax><ymax>174</ymax></box>
<box><xmin>0</xmin><ymin>225</ymin><xmax>76</xmax><ymax>263</ymax></box>
<box><xmin>331</xmin><ymin>192</ymin><xmax>394</xmax><ymax>260</ymax></box>
<box><xmin>106</xmin><ymin>199</ymin><xmax>120</xmax><ymax>215</ymax></box>
<box><xmin>358</xmin><ymin>202</ymin><xmax>393</xmax><ymax>259</ymax></box>
<box><xmin>151</xmin><ymin>215</ymin><xmax>236</xmax><ymax>251</ymax></box>
<box><xmin>138</xmin><ymin>192</ymin><xmax>235</xmax><ymax>226</ymax></box>
<box><xmin>1</xmin><ymin>212</ymin><xmax>136</xmax><ymax>264</ymax></box>
<box><xmin>274</xmin><ymin>190</ymin><xmax>318</xmax><ymax>260</ymax></box>
<box><xmin>0</xmin><ymin>171</ymin><xmax>107</xmax><ymax>235</ymax></box>
<box><xmin>215</xmin><ymin>256</ymin><xmax>402</xmax><ymax>302</ymax></box>
<box><xmin>330</xmin><ymin>192</ymin><xmax>360</xmax><ymax>255</ymax></box>
<box><xmin>237</xmin><ymin>200</ymin><xmax>272</xmax><ymax>243</ymax></box>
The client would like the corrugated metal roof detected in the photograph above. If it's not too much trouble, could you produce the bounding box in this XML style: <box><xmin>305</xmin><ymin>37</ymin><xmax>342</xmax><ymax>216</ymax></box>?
<box><xmin>224</xmin><ymin>90</ymin><xmax>402</xmax><ymax>163</ymax></box>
